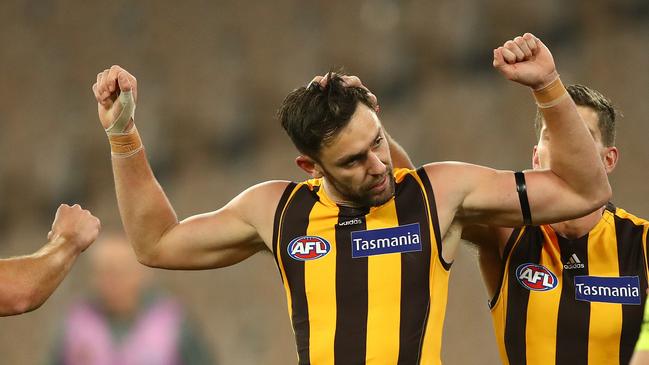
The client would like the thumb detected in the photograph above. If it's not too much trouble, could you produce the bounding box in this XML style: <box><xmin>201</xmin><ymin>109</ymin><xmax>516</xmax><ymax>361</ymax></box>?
<box><xmin>117</xmin><ymin>71</ymin><xmax>132</xmax><ymax>92</ymax></box>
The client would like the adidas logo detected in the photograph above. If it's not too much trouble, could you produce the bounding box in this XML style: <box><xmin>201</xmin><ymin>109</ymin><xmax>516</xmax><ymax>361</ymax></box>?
<box><xmin>564</xmin><ymin>253</ymin><xmax>585</xmax><ymax>270</ymax></box>
<box><xmin>338</xmin><ymin>218</ymin><xmax>363</xmax><ymax>227</ymax></box>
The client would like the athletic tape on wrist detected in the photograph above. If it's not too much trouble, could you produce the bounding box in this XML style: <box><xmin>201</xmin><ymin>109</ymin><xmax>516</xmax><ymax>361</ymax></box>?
<box><xmin>108</xmin><ymin>126</ymin><xmax>143</xmax><ymax>158</ymax></box>
<box><xmin>105</xmin><ymin>90</ymin><xmax>142</xmax><ymax>157</ymax></box>
<box><xmin>533</xmin><ymin>77</ymin><xmax>569</xmax><ymax>109</ymax></box>
<box><xmin>105</xmin><ymin>91</ymin><xmax>136</xmax><ymax>134</ymax></box>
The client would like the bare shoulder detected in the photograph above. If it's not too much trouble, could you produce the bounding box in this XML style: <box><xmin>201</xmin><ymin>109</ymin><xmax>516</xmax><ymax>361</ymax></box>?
<box><xmin>232</xmin><ymin>180</ymin><xmax>293</xmax><ymax>217</ymax></box>
<box><xmin>421</xmin><ymin>161</ymin><xmax>485</xmax><ymax>196</ymax></box>
<box><xmin>236</xmin><ymin>180</ymin><xmax>292</xmax><ymax>203</ymax></box>
<box><xmin>230</xmin><ymin>180</ymin><xmax>293</xmax><ymax>244</ymax></box>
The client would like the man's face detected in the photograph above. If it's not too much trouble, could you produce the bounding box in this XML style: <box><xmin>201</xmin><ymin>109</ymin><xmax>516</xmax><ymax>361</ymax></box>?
<box><xmin>534</xmin><ymin>105</ymin><xmax>613</xmax><ymax>171</ymax></box>
<box><xmin>91</xmin><ymin>238</ymin><xmax>149</xmax><ymax>317</ymax></box>
<box><xmin>315</xmin><ymin>103</ymin><xmax>395</xmax><ymax>207</ymax></box>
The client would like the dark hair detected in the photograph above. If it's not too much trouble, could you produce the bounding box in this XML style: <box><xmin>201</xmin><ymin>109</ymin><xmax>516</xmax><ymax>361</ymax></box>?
<box><xmin>534</xmin><ymin>84</ymin><xmax>617</xmax><ymax>146</ymax></box>
<box><xmin>278</xmin><ymin>73</ymin><xmax>377</xmax><ymax>159</ymax></box>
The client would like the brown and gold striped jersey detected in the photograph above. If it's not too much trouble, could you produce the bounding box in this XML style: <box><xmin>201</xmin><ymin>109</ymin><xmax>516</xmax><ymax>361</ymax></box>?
<box><xmin>491</xmin><ymin>203</ymin><xmax>649</xmax><ymax>365</ymax></box>
<box><xmin>272</xmin><ymin>168</ymin><xmax>450</xmax><ymax>365</ymax></box>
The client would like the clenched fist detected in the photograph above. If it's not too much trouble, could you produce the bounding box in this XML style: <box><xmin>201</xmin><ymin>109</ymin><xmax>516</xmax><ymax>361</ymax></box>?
<box><xmin>92</xmin><ymin>65</ymin><xmax>138</xmax><ymax>132</ymax></box>
<box><xmin>48</xmin><ymin>204</ymin><xmax>101</xmax><ymax>253</ymax></box>
<box><xmin>493</xmin><ymin>33</ymin><xmax>558</xmax><ymax>90</ymax></box>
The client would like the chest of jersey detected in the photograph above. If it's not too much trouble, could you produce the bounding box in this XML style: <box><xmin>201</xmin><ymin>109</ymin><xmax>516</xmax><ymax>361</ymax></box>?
<box><xmin>493</xmin><ymin>208</ymin><xmax>649</xmax><ymax>365</ymax></box>
<box><xmin>273</xmin><ymin>168</ymin><xmax>449</xmax><ymax>365</ymax></box>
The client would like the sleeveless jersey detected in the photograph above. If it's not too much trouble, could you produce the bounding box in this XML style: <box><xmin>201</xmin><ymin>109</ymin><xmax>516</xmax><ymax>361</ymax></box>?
<box><xmin>491</xmin><ymin>203</ymin><xmax>649</xmax><ymax>365</ymax></box>
<box><xmin>272</xmin><ymin>168</ymin><xmax>450</xmax><ymax>365</ymax></box>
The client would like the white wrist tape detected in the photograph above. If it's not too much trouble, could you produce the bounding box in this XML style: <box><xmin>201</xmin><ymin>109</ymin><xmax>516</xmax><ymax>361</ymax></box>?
<box><xmin>105</xmin><ymin>91</ymin><xmax>143</xmax><ymax>158</ymax></box>
<box><xmin>105</xmin><ymin>91</ymin><xmax>136</xmax><ymax>135</ymax></box>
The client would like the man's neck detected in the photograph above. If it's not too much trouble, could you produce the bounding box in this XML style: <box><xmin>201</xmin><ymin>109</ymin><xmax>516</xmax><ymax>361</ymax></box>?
<box><xmin>550</xmin><ymin>206</ymin><xmax>607</xmax><ymax>240</ymax></box>
<box><xmin>322</xmin><ymin>178</ymin><xmax>360</xmax><ymax>208</ymax></box>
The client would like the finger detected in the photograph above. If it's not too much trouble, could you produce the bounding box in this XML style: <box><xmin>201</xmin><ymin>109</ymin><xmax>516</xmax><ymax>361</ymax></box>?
<box><xmin>98</xmin><ymin>69</ymin><xmax>110</xmax><ymax>98</ymax></box>
<box><xmin>107</xmin><ymin>65</ymin><xmax>123</xmax><ymax>93</ymax></box>
<box><xmin>492</xmin><ymin>48</ymin><xmax>504</xmax><ymax>68</ymax></box>
<box><xmin>93</xmin><ymin>72</ymin><xmax>105</xmax><ymax>102</ymax></box>
<box><xmin>514</xmin><ymin>36</ymin><xmax>532</xmax><ymax>58</ymax></box>
<box><xmin>92</xmin><ymin>82</ymin><xmax>100</xmax><ymax>101</ymax></box>
<box><xmin>117</xmin><ymin>70</ymin><xmax>133</xmax><ymax>92</ymax></box>
<box><xmin>342</xmin><ymin>75</ymin><xmax>362</xmax><ymax>88</ymax></box>
<box><xmin>367</xmin><ymin>92</ymin><xmax>378</xmax><ymax>108</ymax></box>
<box><xmin>523</xmin><ymin>33</ymin><xmax>537</xmax><ymax>53</ymax></box>
<box><xmin>320</xmin><ymin>72</ymin><xmax>331</xmax><ymax>87</ymax></box>
<box><xmin>504</xmin><ymin>40</ymin><xmax>525</xmax><ymax>62</ymax></box>
<box><xmin>308</xmin><ymin>76</ymin><xmax>323</xmax><ymax>88</ymax></box>
<box><xmin>534</xmin><ymin>36</ymin><xmax>547</xmax><ymax>52</ymax></box>
<box><xmin>494</xmin><ymin>47</ymin><xmax>516</xmax><ymax>67</ymax></box>
<box><xmin>96</xmin><ymin>72</ymin><xmax>103</xmax><ymax>92</ymax></box>
<box><xmin>94</xmin><ymin>72</ymin><xmax>104</xmax><ymax>100</ymax></box>
<box><xmin>501</xmin><ymin>48</ymin><xmax>518</xmax><ymax>64</ymax></box>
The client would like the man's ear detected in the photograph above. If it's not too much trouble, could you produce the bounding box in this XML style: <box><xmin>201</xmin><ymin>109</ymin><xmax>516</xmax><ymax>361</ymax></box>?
<box><xmin>532</xmin><ymin>145</ymin><xmax>540</xmax><ymax>169</ymax></box>
<box><xmin>296</xmin><ymin>155</ymin><xmax>323</xmax><ymax>178</ymax></box>
<box><xmin>603</xmin><ymin>146</ymin><xmax>619</xmax><ymax>174</ymax></box>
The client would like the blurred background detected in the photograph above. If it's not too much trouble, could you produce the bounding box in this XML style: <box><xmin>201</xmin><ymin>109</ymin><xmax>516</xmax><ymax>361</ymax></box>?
<box><xmin>0</xmin><ymin>0</ymin><xmax>647</xmax><ymax>363</ymax></box>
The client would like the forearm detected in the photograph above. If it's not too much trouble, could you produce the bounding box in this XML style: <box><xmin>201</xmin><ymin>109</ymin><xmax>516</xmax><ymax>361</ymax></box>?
<box><xmin>112</xmin><ymin>150</ymin><xmax>179</xmax><ymax>264</ymax></box>
<box><xmin>386</xmin><ymin>132</ymin><xmax>415</xmax><ymax>170</ymax></box>
<box><xmin>0</xmin><ymin>238</ymin><xmax>80</xmax><ymax>315</ymax></box>
<box><xmin>539</xmin><ymin>85</ymin><xmax>610</xmax><ymax>200</ymax></box>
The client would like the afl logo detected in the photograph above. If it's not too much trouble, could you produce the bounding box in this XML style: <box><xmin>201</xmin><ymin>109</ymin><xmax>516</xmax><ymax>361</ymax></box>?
<box><xmin>516</xmin><ymin>263</ymin><xmax>558</xmax><ymax>291</ymax></box>
<box><xmin>287</xmin><ymin>236</ymin><xmax>331</xmax><ymax>261</ymax></box>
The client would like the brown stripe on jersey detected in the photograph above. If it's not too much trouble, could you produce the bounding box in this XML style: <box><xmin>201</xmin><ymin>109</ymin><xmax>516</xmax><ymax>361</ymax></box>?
<box><xmin>489</xmin><ymin>227</ymin><xmax>523</xmax><ymax>309</ymax></box>
<box><xmin>415</xmin><ymin>167</ymin><xmax>450</xmax><ymax>270</ymax></box>
<box><xmin>504</xmin><ymin>226</ymin><xmax>544</xmax><ymax>364</ymax></box>
<box><xmin>279</xmin><ymin>184</ymin><xmax>318</xmax><ymax>365</ymax></box>
<box><xmin>334</xmin><ymin>205</ymin><xmax>369</xmax><ymax>365</ymax></box>
<box><xmin>615</xmin><ymin>215</ymin><xmax>648</xmax><ymax>364</ymax></box>
<box><xmin>394</xmin><ymin>173</ymin><xmax>432</xmax><ymax>365</ymax></box>
<box><xmin>272</xmin><ymin>182</ymin><xmax>298</xmax><ymax>277</ymax></box>
<box><xmin>555</xmin><ymin>234</ymin><xmax>590</xmax><ymax>365</ymax></box>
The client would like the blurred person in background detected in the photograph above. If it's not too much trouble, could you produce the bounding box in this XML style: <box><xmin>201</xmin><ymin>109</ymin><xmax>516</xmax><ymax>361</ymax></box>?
<box><xmin>90</xmin><ymin>33</ymin><xmax>611</xmax><ymax>364</ymax></box>
<box><xmin>48</xmin><ymin>233</ymin><xmax>214</xmax><ymax>365</ymax></box>
<box><xmin>0</xmin><ymin>204</ymin><xmax>100</xmax><ymax>316</ymax></box>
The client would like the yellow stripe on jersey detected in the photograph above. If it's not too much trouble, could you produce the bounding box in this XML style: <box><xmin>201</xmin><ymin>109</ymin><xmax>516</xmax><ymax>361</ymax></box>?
<box><xmin>304</xmin><ymin>199</ymin><xmax>339</xmax><ymax>365</ymax></box>
<box><xmin>365</xmin><ymin>200</ymin><xmax>401</xmax><ymax>364</ymax></box>
<box><xmin>587</xmin><ymin>213</ymin><xmax>622</xmax><ymax>365</ymax></box>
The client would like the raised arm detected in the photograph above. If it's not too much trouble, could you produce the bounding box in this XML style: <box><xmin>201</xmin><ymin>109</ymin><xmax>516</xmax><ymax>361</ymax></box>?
<box><xmin>386</xmin><ymin>131</ymin><xmax>415</xmax><ymax>170</ymax></box>
<box><xmin>0</xmin><ymin>204</ymin><xmax>100</xmax><ymax>316</ymax></box>
<box><xmin>92</xmin><ymin>66</ymin><xmax>285</xmax><ymax>270</ymax></box>
<box><xmin>427</xmin><ymin>33</ymin><xmax>610</xmax><ymax>227</ymax></box>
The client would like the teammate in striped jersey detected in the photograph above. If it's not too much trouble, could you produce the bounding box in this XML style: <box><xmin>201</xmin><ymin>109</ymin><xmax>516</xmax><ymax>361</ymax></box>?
<box><xmin>455</xmin><ymin>85</ymin><xmax>649</xmax><ymax>365</ymax></box>
<box><xmin>91</xmin><ymin>33</ymin><xmax>610</xmax><ymax>364</ymax></box>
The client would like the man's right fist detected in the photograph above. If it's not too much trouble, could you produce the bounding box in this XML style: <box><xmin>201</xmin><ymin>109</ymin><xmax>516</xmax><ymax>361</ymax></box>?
<box><xmin>48</xmin><ymin>204</ymin><xmax>101</xmax><ymax>253</ymax></box>
<box><xmin>492</xmin><ymin>33</ymin><xmax>558</xmax><ymax>90</ymax></box>
<box><xmin>92</xmin><ymin>65</ymin><xmax>138</xmax><ymax>131</ymax></box>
